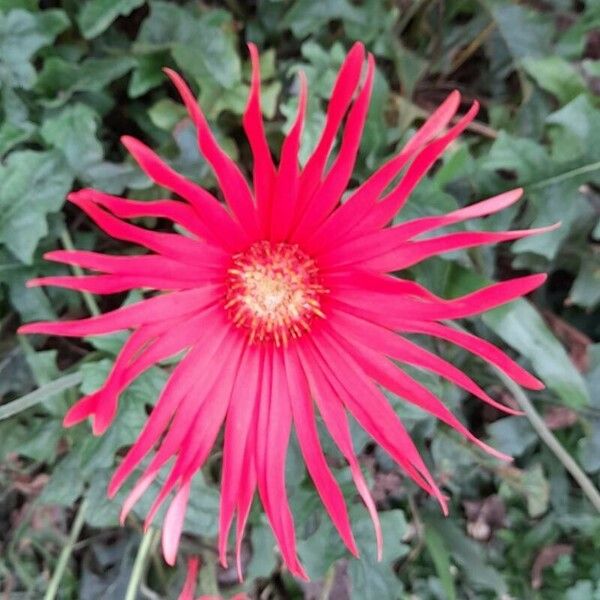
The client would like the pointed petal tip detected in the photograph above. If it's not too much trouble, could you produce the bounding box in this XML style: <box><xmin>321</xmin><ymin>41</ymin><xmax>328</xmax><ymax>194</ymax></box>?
<box><xmin>67</xmin><ymin>189</ymin><xmax>86</xmax><ymax>203</ymax></box>
<box><xmin>62</xmin><ymin>412</ymin><xmax>83</xmax><ymax>429</ymax></box>
<box><xmin>349</xmin><ymin>40</ymin><xmax>366</xmax><ymax>60</ymax></box>
<box><xmin>43</xmin><ymin>250</ymin><xmax>61</xmax><ymax>261</ymax></box>
<box><xmin>18</xmin><ymin>322</ymin><xmax>48</xmax><ymax>335</ymax></box>
<box><xmin>120</xmin><ymin>135</ymin><xmax>146</xmax><ymax>154</ymax></box>
<box><xmin>162</xmin><ymin>67</ymin><xmax>183</xmax><ymax>87</ymax></box>
<box><xmin>526</xmin><ymin>377</ymin><xmax>545</xmax><ymax>391</ymax></box>
<box><xmin>247</xmin><ymin>41</ymin><xmax>258</xmax><ymax>56</ymax></box>
<box><xmin>91</xmin><ymin>418</ymin><xmax>109</xmax><ymax>436</ymax></box>
<box><xmin>448</xmin><ymin>89</ymin><xmax>461</xmax><ymax>102</ymax></box>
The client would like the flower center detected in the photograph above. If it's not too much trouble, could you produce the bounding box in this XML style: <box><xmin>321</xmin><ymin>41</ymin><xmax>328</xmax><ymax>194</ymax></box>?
<box><xmin>225</xmin><ymin>241</ymin><xmax>327</xmax><ymax>346</ymax></box>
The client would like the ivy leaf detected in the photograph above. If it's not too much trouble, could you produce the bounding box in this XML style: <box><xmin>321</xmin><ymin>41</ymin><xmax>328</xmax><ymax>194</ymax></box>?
<box><xmin>171</xmin><ymin>12</ymin><xmax>241</xmax><ymax>90</ymax></box>
<box><xmin>347</xmin><ymin>508</ymin><xmax>409</xmax><ymax>600</ymax></box>
<box><xmin>35</xmin><ymin>56</ymin><xmax>136</xmax><ymax>107</ymax></box>
<box><xmin>522</xmin><ymin>57</ymin><xmax>588</xmax><ymax>104</ymax></box>
<box><xmin>489</xmin><ymin>3</ymin><xmax>553</xmax><ymax>62</ymax></box>
<box><xmin>77</xmin><ymin>0</ymin><xmax>145</xmax><ymax>40</ymax></box>
<box><xmin>41</xmin><ymin>104</ymin><xmax>104</xmax><ymax>177</ymax></box>
<box><xmin>0</xmin><ymin>150</ymin><xmax>72</xmax><ymax>263</ymax></box>
<box><xmin>280</xmin><ymin>0</ymin><xmax>362</xmax><ymax>39</ymax></box>
<box><xmin>0</xmin><ymin>9</ymin><xmax>69</xmax><ymax>89</ymax></box>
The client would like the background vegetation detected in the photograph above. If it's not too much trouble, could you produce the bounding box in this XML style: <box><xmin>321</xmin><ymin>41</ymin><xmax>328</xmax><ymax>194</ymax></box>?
<box><xmin>1</xmin><ymin>0</ymin><xmax>599</xmax><ymax>598</ymax></box>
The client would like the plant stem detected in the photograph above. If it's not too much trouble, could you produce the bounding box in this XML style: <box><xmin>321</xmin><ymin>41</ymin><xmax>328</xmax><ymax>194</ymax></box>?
<box><xmin>494</xmin><ymin>368</ymin><xmax>600</xmax><ymax>513</ymax></box>
<box><xmin>44</xmin><ymin>498</ymin><xmax>88</xmax><ymax>600</ymax></box>
<box><xmin>319</xmin><ymin>564</ymin><xmax>336</xmax><ymax>600</ymax></box>
<box><xmin>0</xmin><ymin>372</ymin><xmax>82</xmax><ymax>420</ymax></box>
<box><xmin>199</xmin><ymin>544</ymin><xmax>219</xmax><ymax>596</ymax></box>
<box><xmin>125</xmin><ymin>528</ymin><xmax>157</xmax><ymax>600</ymax></box>
<box><xmin>60</xmin><ymin>228</ymin><xmax>101</xmax><ymax>317</ymax></box>
<box><xmin>526</xmin><ymin>160</ymin><xmax>600</xmax><ymax>191</ymax></box>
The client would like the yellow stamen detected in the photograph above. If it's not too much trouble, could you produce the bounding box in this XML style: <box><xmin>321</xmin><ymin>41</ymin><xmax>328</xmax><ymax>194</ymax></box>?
<box><xmin>225</xmin><ymin>240</ymin><xmax>327</xmax><ymax>345</ymax></box>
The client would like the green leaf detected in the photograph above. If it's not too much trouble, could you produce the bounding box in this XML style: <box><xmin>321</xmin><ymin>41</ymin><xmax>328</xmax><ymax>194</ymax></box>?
<box><xmin>0</xmin><ymin>120</ymin><xmax>34</xmax><ymax>156</ymax></box>
<box><xmin>347</xmin><ymin>508</ymin><xmax>409</xmax><ymax>600</ymax></box>
<box><xmin>0</xmin><ymin>9</ymin><xmax>69</xmax><ymax>89</ymax></box>
<box><xmin>77</xmin><ymin>0</ymin><xmax>145</xmax><ymax>40</ymax></box>
<box><xmin>522</xmin><ymin>56</ymin><xmax>588</xmax><ymax>104</ymax></box>
<box><xmin>487</xmin><ymin>416</ymin><xmax>538</xmax><ymax>457</ymax></box>
<box><xmin>135</xmin><ymin>0</ymin><xmax>194</xmax><ymax>52</ymax></box>
<box><xmin>171</xmin><ymin>14</ymin><xmax>241</xmax><ymax>90</ymax></box>
<box><xmin>425</xmin><ymin>516</ymin><xmax>507</xmax><ymax>594</ymax></box>
<box><xmin>280</xmin><ymin>0</ymin><xmax>362</xmax><ymax>39</ymax></box>
<box><xmin>489</xmin><ymin>3</ymin><xmax>553</xmax><ymax>61</ymax></box>
<box><xmin>0</xmin><ymin>150</ymin><xmax>72</xmax><ymax>263</ymax></box>
<box><xmin>41</xmin><ymin>104</ymin><xmax>104</xmax><ymax>176</ymax></box>
<box><xmin>35</xmin><ymin>55</ymin><xmax>136</xmax><ymax>107</ymax></box>
<box><xmin>424</xmin><ymin>524</ymin><xmax>457</xmax><ymax>600</ymax></box>
<box><xmin>128</xmin><ymin>52</ymin><xmax>169</xmax><ymax>98</ymax></box>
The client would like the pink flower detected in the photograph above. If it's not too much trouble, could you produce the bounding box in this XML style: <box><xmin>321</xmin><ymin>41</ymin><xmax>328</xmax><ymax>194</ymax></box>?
<box><xmin>20</xmin><ymin>43</ymin><xmax>554</xmax><ymax>579</ymax></box>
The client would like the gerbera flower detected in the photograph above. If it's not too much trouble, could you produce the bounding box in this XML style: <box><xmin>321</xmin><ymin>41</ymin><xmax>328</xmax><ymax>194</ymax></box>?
<box><xmin>20</xmin><ymin>42</ymin><xmax>555</xmax><ymax>579</ymax></box>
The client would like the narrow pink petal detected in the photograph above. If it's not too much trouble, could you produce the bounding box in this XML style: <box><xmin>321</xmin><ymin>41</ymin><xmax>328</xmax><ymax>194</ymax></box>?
<box><xmin>244</xmin><ymin>43</ymin><xmax>276</xmax><ymax>234</ymax></box>
<box><xmin>234</xmin><ymin>448</ymin><xmax>256</xmax><ymax>582</ymax></box>
<box><xmin>162</xmin><ymin>481</ymin><xmax>191</xmax><ymax>565</ymax></box>
<box><xmin>402</xmin><ymin>90</ymin><xmax>462</xmax><ymax>156</ymax></box>
<box><xmin>270</xmin><ymin>72</ymin><xmax>307</xmax><ymax>242</ymax></box>
<box><xmin>385</xmin><ymin>188</ymin><xmax>524</xmax><ymax>243</ymax></box>
<box><xmin>18</xmin><ymin>286</ymin><xmax>220</xmax><ymax>337</ymax></box>
<box><xmin>121</xmin><ymin>329</ymin><xmax>241</xmax><ymax>527</ymax></box>
<box><xmin>330</xmin><ymin>309</ymin><xmax>521</xmax><ymax>415</ymax></box>
<box><xmin>144</xmin><ymin>337</ymin><xmax>244</xmax><ymax>529</ymax></box>
<box><xmin>312</xmin><ymin>331</ymin><xmax>447</xmax><ymax>510</ymax></box>
<box><xmin>328</xmin><ymin>273</ymin><xmax>547</xmax><ymax>323</ymax></box>
<box><xmin>90</xmin><ymin>306</ymin><xmax>221</xmax><ymax>434</ymax></box>
<box><xmin>306</xmin><ymin>90</ymin><xmax>462</xmax><ymax>253</ymax></box>
<box><xmin>284</xmin><ymin>347</ymin><xmax>358</xmax><ymax>556</ymax></box>
<box><xmin>44</xmin><ymin>250</ymin><xmax>220</xmax><ymax>280</ymax></box>
<box><xmin>63</xmin><ymin>319</ymin><xmax>170</xmax><ymax>432</ymax></box>
<box><xmin>108</xmin><ymin>317</ymin><xmax>232</xmax><ymax>497</ymax></box>
<box><xmin>178</xmin><ymin>557</ymin><xmax>199</xmax><ymax>600</ymax></box>
<box><xmin>27</xmin><ymin>274</ymin><xmax>215</xmax><ymax>294</ymax></box>
<box><xmin>68</xmin><ymin>192</ymin><xmax>228</xmax><ymax>268</ymax></box>
<box><xmin>218</xmin><ymin>346</ymin><xmax>262</xmax><ymax>566</ymax></box>
<box><xmin>121</xmin><ymin>135</ymin><xmax>246</xmax><ymax>249</ymax></box>
<box><xmin>292</xmin><ymin>55</ymin><xmax>375</xmax><ymax>241</ymax></box>
<box><xmin>396</xmin><ymin>320</ymin><xmax>544</xmax><ymax>390</ymax></box>
<box><xmin>323</xmin><ymin>188</ymin><xmax>524</xmax><ymax>266</ymax></box>
<box><xmin>356</xmin><ymin>102</ymin><xmax>479</xmax><ymax>232</ymax></box>
<box><xmin>331</xmin><ymin>331</ymin><xmax>511</xmax><ymax>461</ymax></box>
<box><xmin>297</xmin><ymin>42</ymin><xmax>365</xmax><ymax>212</ymax></box>
<box><xmin>325</xmin><ymin>269</ymin><xmax>449</xmax><ymax>302</ymax></box>
<box><xmin>120</xmin><ymin>471</ymin><xmax>157</xmax><ymax>525</ymax></box>
<box><xmin>75</xmin><ymin>188</ymin><xmax>208</xmax><ymax>239</ymax></box>
<box><xmin>297</xmin><ymin>340</ymin><xmax>383</xmax><ymax>560</ymax></box>
<box><xmin>164</xmin><ymin>69</ymin><xmax>260</xmax><ymax>238</ymax></box>
<box><xmin>354</xmin><ymin>223</ymin><xmax>560</xmax><ymax>272</ymax></box>
<box><xmin>255</xmin><ymin>349</ymin><xmax>307</xmax><ymax>579</ymax></box>
<box><xmin>137</xmin><ymin>325</ymin><xmax>237</xmax><ymax>483</ymax></box>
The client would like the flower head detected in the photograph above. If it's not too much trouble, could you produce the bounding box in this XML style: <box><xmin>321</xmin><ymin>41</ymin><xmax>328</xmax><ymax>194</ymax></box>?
<box><xmin>21</xmin><ymin>42</ymin><xmax>555</xmax><ymax>579</ymax></box>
